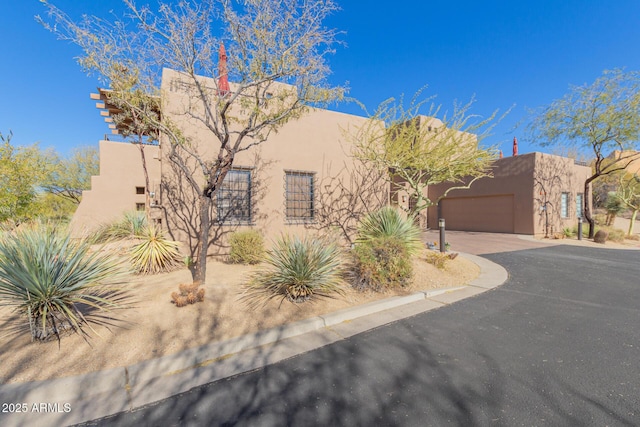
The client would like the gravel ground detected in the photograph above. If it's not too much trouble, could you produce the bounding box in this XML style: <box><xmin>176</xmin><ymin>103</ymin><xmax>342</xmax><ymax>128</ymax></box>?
<box><xmin>0</xmin><ymin>250</ymin><xmax>478</xmax><ymax>384</ymax></box>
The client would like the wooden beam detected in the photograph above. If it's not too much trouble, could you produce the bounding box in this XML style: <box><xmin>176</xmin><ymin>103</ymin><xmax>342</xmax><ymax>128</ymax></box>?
<box><xmin>90</xmin><ymin>93</ymin><xmax>101</xmax><ymax>100</ymax></box>
<box><xmin>96</xmin><ymin>102</ymin><xmax>106</xmax><ymax>109</ymax></box>
<box><xmin>111</xmin><ymin>130</ymin><xmax>120</xmax><ymax>135</ymax></box>
<box><xmin>104</xmin><ymin>117</ymin><xmax>114</xmax><ymax>123</ymax></box>
<box><xmin>100</xmin><ymin>111</ymin><xmax>110</xmax><ymax>117</ymax></box>
<box><xmin>108</xmin><ymin>124</ymin><xmax>116</xmax><ymax>129</ymax></box>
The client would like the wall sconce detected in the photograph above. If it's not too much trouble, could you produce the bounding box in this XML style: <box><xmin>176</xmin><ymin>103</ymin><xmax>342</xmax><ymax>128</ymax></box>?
<box><xmin>401</xmin><ymin>195</ymin><xmax>407</xmax><ymax>203</ymax></box>
<box><xmin>149</xmin><ymin>191</ymin><xmax>156</xmax><ymax>198</ymax></box>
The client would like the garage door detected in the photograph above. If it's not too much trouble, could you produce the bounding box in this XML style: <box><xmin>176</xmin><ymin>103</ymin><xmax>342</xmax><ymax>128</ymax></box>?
<box><xmin>441</xmin><ymin>195</ymin><xmax>514</xmax><ymax>233</ymax></box>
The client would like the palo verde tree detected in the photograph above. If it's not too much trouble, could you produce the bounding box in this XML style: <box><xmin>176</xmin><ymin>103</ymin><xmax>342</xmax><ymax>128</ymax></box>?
<box><xmin>0</xmin><ymin>131</ymin><xmax>53</xmax><ymax>224</ymax></box>
<box><xmin>611</xmin><ymin>172</ymin><xmax>640</xmax><ymax>235</ymax></box>
<box><xmin>352</xmin><ymin>91</ymin><xmax>502</xmax><ymax>219</ymax></box>
<box><xmin>39</xmin><ymin>0</ymin><xmax>344</xmax><ymax>284</ymax></box>
<box><xmin>528</xmin><ymin>69</ymin><xmax>640</xmax><ymax>238</ymax></box>
<box><xmin>44</xmin><ymin>146</ymin><xmax>99</xmax><ymax>204</ymax></box>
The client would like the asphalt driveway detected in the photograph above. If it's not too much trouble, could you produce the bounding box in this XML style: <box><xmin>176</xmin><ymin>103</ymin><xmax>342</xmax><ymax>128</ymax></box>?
<box><xmin>83</xmin><ymin>243</ymin><xmax>640</xmax><ymax>426</ymax></box>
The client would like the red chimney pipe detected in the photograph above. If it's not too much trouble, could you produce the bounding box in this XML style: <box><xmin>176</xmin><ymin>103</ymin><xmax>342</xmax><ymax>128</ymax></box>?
<box><xmin>218</xmin><ymin>43</ymin><xmax>230</xmax><ymax>96</ymax></box>
<box><xmin>513</xmin><ymin>137</ymin><xmax>518</xmax><ymax>156</ymax></box>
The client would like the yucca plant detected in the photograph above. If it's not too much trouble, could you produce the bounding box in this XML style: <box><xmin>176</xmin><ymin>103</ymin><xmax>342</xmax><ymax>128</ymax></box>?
<box><xmin>91</xmin><ymin>211</ymin><xmax>148</xmax><ymax>243</ymax></box>
<box><xmin>244</xmin><ymin>235</ymin><xmax>345</xmax><ymax>305</ymax></box>
<box><xmin>356</xmin><ymin>206</ymin><xmax>422</xmax><ymax>255</ymax></box>
<box><xmin>129</xmin><ymin>224</ymin><xmax>181</xmax><ymax>274</ymax></box>
<box><xmin>0</xmin><ymin>227</ymin><xmax>132</xmax><ymax>341</ymax></box>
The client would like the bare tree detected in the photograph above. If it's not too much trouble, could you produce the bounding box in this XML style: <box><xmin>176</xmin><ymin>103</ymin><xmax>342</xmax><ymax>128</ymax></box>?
<box><xmin>39</xmin><ymin>0</ymin><xmax>344</xmax><ymax>284</ymax></box>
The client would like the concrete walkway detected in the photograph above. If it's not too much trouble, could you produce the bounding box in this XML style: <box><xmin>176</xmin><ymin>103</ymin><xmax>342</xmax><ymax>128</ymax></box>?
<box><xmin>422</xmin><ymin>229</ymin><xmax>640</xmax><ymax>255</ymax></box>
<box><xmin>0</xmin><ymin>251</ymin><xmax>509</xmax><ymax>427</ymax></box>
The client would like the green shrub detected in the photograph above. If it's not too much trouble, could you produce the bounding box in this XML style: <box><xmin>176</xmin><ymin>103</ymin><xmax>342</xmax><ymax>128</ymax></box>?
<box><xmin>130</xmin><ymin>224</ymin><xmax>182</xmax><ymax>274</ymax></box>
<box><xmin>606</xmin><ymin>227</ymin><xmax>626</xmax><ymax>243</ymax></box>
<box><xmin>594</xmin><ymin>214</ymin><xmax>607</xmax><ymax>226</ymax></box>
<box><xmin>356</xmin><ymin>206</ymin><xmax>422</xmax><ymax>256</ymax></box>
<box><xmin>244</xmin><ymin>235</ymin><xmax>344</xmax><ymax>304</ymax></box>
<box><xmin>424</xmin><ymin>252</ymin><xmax>452</xmax><ymax>269</ymax></box>
<box><xmin>92</xmin><ymin>211</ymin><xmax>147</xmax><ymax>243</ymax></box>
<box><xmin>0</xmin><ymin>226</ymin><xmax>131</xmax><ymax>341</ymax></box>
<box><xmin>228</xmin><ymin>229</ymin><xmax>265</xmax><ymax>264</ymax></box>
<box><xmin>350</xmin><ymin>236</ymin><xmax>413</xmax><ymax>292</ymax></box>
<box><xmin>562</xmin><ymin>227</ymin><xmax>575</xmax><ymax>238</ymax></box>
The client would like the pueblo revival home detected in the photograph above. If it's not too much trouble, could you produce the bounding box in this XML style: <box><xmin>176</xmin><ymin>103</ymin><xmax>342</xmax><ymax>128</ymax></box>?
<box><xmin>72</xmin><ymin>69</ymin><xmax>590</xmax><ymax>249</ymax></box>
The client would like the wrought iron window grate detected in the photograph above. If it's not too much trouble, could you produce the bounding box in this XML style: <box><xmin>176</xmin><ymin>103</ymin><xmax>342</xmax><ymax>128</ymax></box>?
<box><xmin>284</xmin><ymin>171</ymin><xmax>315</xmax><ymax>221</ymax></box>
<box><xmin>217</xmin><ymin>169</ymin><xmax>252</xmax><ymax>223</ymax></box>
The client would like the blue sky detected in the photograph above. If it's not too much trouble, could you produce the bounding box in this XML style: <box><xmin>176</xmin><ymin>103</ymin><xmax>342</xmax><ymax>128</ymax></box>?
<box><xmin>2</xmin><ymin>1</ymin><xmax>640</xmax><ymax>157</ymax></box>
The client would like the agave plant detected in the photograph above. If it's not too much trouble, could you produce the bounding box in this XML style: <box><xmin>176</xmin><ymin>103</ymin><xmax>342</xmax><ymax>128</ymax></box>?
<box><xmin>356</xmin><ymin>206</ymin><xmax>422</xmax><ymax>255</ymax></box>
<box><xmin>0</xmin><ymin>227</ymin><xmax>132</xmax><ymax>341</ymax></box>
<box><xmin>129</xmin><ymin>224</ymin><xmax>181</xmax><ymax>274</ymax></box>
<box><xmin>245</xmin><ymin>235</ymin><xmax>345</xmax><ymax>305</ymax></box>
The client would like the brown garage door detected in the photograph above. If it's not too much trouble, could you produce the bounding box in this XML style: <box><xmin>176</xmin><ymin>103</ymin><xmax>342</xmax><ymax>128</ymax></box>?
<box><xmin>441</xmin><ymin>195</ymin><xmax>514</xmax><ymax>233</ymax></box>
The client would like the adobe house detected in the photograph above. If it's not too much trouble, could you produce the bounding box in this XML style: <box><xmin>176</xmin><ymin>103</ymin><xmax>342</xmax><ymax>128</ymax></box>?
<box><xmin>427</xmin><ymin>150</ymin><xmax>592</xmax><ymax>236</ymax></box>
<box><xmin>72</xmin><ymin>65</ymin><xmax>590</xmax><ymax>245</ymax></box>
<box><xmin>71</xmin><ymin>67</ymin><xmax>392</xmax><ymax>251</ymax></box>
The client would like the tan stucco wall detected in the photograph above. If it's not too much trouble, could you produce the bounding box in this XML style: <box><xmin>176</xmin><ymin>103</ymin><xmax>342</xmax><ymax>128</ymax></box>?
<box><xmin>70</xmin><ymin>140</ymin><xmax>161</xmax><ymax>236</ymax></box>
<box><xmin>610</xmin><ymin>150</ymin><xmax>640</xmax><ymax>175</ymax></box>
<box><xmin>532</xmin><ymin>152</ymin><xmax>591</xmax><ymax>236</ymax></box>
<box><xmin>157</xmin><ymin>68</ymin><xmax>387</xmax><ymax>254</ymax></box>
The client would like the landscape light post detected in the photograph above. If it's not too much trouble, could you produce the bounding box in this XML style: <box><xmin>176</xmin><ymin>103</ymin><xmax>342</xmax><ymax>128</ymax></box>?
<box><xmin>439</xmin><ymin>218</ymin><xmax>446</xmax><ymax>253</ymax></box>
<box><xmin>578</xmin><ymin>216</ymin><xmax>583</xmax><ymax>241</ymax></box>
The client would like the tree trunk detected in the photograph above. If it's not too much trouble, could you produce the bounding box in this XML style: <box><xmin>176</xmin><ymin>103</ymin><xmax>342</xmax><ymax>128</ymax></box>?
<box><xmin>629</xmin><ymin>209</ymin><xmax>638</xmax><ymax>236</ymax></box>
<box><xmin>584</xmin><ymin>179</ymin><xmax>596</xmax><ymax>239</ymax></box>
<box><xmin>137</xmin><ymin>142</ymin><xmax>151</xmax><ymax>223</ymax></box>
<box><xmin>192</xmin><ymin>194</ymin><xmax>211</xmax><ymax>285</ymax></box>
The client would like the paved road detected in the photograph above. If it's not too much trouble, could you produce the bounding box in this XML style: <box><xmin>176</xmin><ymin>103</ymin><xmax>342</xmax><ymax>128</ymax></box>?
<box><xmin>81</xmin><ymin>245</ymin><xmax>640</xmax><ymax>426</ymax></box>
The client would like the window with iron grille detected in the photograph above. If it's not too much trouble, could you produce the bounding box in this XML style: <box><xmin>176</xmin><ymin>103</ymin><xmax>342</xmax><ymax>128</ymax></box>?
<box><xmin>285</xmin><ymin>171</ymin><xmax>315</xmax><ymax>221</ymax></box>
<box><xmin>217</xmin><ymin>169</ymin><xmax>252</xmax><ymax>223</ymax></box>
<box><xmin>576</xmin><ymin>193</ymin><xmax>584</xmax><ymax>218</ymax></box>
<box><xmin>560</xmin><ymin>192</ymin><xmax>569</xmax><ymax>218</ymax></box>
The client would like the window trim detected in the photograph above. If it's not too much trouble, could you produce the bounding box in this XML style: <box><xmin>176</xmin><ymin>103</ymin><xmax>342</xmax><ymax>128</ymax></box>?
<box><xmin>216</xmin><ymin>167</ymin><xmax>253</xmax><ymax>224</ymax></box>
<box><xmin>284</xmin><ymin>170</ymin><xmax>316</xmax><ymax>223</ymax></box>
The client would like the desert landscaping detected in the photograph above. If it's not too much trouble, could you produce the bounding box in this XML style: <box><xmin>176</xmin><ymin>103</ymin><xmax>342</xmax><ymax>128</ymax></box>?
<box><xmin>0</xmin><ymin>251</ymin><xmax>478</xmax><ymax>384</ymax></box>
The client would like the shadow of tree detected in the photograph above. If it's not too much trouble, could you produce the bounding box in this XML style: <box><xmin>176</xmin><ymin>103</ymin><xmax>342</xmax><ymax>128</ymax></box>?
<box><xmin>306</xmin><ymin>157</ymin><xmax>388</xmax><ymax>246</ymax></box>
<box><xmin>533</xmin><ymin>153</ymin><xmax>580</xmax><ymax>238</ymax></box>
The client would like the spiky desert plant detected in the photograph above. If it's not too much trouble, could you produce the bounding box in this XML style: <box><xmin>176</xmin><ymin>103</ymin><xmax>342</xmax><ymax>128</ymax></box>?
<box><xmin>171</xmin><ymin>283</ymin><xmax>205</xmax><ymax>307</ymax></box>
<box><xmin>179</xmin><ymin>283</ymin><xmax>200</xmax><ymax>294</ymax></box>
<box><xmin>130</xmin><ymin>224</ymin><xmax>181</xmax><ymax>274</ymax></box>
<box><xmin>0</xmin><ymin>226</ymin><xmax>131</xmax><ymax>341</ymax></box>
<box><xmin>356</xmin><ymin>206</ymin><xmax>422</xmax><ymax>256</ymax></box>
<box><xmin>91</xmin><ymin>211</ymin><xmax>148</xmax><ymax>243</ymax></box>
<box><xmin>174</xmin><ymin>295</ymin><xmax>188</xmax><ymax>307</ymax></box>
<box><xmin>245</xmin><ymin>235</ymin><xmax>345</xmax><ymax>305</ymax></box>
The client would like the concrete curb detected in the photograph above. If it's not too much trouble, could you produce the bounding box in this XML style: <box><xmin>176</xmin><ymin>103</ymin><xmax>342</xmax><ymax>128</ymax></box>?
<box><xmin>0</xmin><ymin>252</ymin><xmax>508</xmax><ymax>427</ymax></box>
